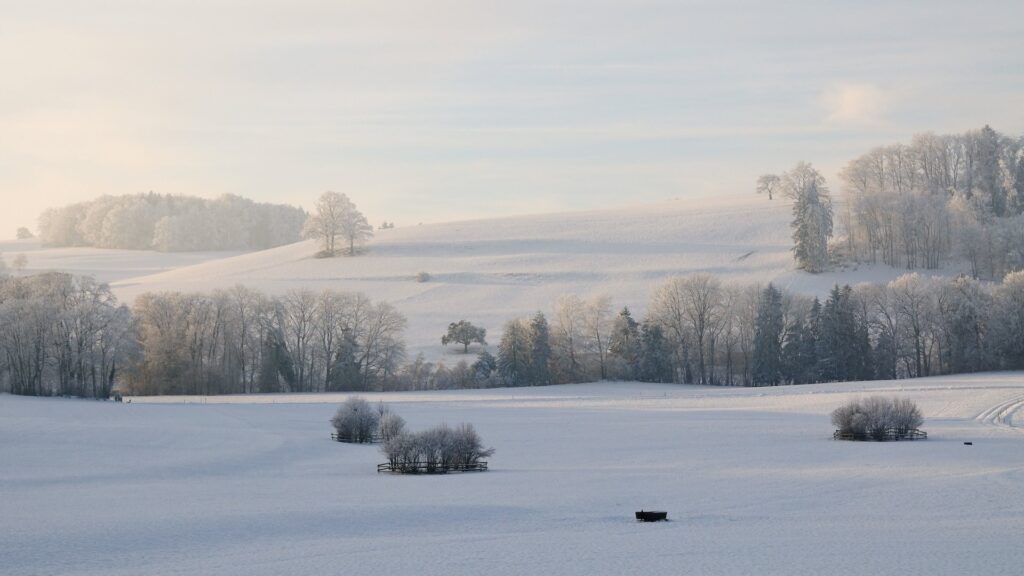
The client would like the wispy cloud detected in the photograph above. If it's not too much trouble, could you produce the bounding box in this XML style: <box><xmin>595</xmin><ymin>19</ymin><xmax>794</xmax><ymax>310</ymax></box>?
<box><xmin>819</xmin><ymin>82</ymin><xmax>891</xmax><ymax>126</ymax></box>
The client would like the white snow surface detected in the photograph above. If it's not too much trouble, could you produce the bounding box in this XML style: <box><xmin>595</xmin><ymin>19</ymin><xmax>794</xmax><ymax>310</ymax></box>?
<box><xmin>0</xmin><ymin>239</ymin><xmax>240</xmax><ymax>284</ymax></box>
<box><xmin>3</xmin><ymin>373</ymin><xmax>1024</xmax><ymax>576</ymax></box>
<box><xmin>102</xmin><ymin>194</ymin><xmax>960</xmax><ymax>360</ymax></box>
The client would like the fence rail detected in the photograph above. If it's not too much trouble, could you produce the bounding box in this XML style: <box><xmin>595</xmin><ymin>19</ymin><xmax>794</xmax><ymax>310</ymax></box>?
<box><xmin>833</xmin><ymin>428</ymin><xmax>927</xmax><ymax>441</ymax></box>
<box><xmin>377</xmin><ymin>461</ymin><xmax>489</xmax><ymax>474</ymax></box>
<box><xmin>331</xmin><ymin>432</ymin><xmax>381</xmax><ymax>443</ymax></box>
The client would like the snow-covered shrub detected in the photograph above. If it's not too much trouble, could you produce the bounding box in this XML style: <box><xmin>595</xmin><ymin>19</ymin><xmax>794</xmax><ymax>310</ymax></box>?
<box><xmin>331</xmin><ymin>397</ymin><xmax>380</xmax><ymax>443</ymax></box>
<box><xmin>830</xmin><ymin>402</ymin><xmax>866</xmax><ymax>436</ymax></box>
<box><xmin>889</xmin><ymin>397</ymin><xmax>924</xmax><ymax>436</ymax></box>
<box><xmin>380</xmin><ymin>423</ymin><xmax>494</xmax><ymax>473</ymax></box>
<box><xmin>831</xmin><ymin>396</ymin><xmax>923</xmax><ymax>440</ymax></box>
<box><xmin>377</xmin><ymin>409</ymin><xmax>406</xmax><ymax>444</ymax></box>
<box><xmin>449</xmin><ymin>423</ymin><xmax>495</xmax><ymax>468</ymax></box>
<box><xmin>415</xmin><ymin>271</ymin><xmax>431</xmax><ymax>283</ymax></box>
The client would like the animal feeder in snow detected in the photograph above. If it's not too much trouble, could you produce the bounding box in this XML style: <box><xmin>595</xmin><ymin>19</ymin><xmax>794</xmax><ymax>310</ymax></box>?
<box><xmin>635</xmin><ymin>510</ymin><xmax>668</xmax><ymax>522</ymax></box>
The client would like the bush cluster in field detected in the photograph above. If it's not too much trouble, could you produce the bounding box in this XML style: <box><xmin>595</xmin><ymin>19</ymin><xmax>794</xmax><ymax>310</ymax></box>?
<box><xmin>831</xmin><ymin>396</ymin><xmax>923</xmax><ymax>440</ymax></box>
<box><xmin>381</xmin><ymin>423</ymin><xmax>494</xmax><ymax>473</ymax></box>
<box><xmin>331</xmin><ymin>397</ymin><xmax>405</xmax><ymax>443</ymax></box>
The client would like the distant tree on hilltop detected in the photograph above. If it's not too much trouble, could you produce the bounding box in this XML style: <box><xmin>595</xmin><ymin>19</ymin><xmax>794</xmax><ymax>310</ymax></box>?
<box><xmin>442</xmin><ymin>320</ymin><xmax>487</xmax><ymax>353</ymax></box>
<box><xmin>304</xmin><ymin>192</ymin><xmax>373</xmax><ymax>257</ymax></box>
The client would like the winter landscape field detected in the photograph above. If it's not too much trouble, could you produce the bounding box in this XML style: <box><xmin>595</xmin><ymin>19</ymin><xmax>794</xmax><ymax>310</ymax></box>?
<box><xmin>3</xmin><ymin>374</ymin><xmax>1024</xmax><ymax>576</ymax></box>
<box><xmin>5</xmin><ymin>2</ymin><xmax>1024</xmax><ymax>575</ymax></box>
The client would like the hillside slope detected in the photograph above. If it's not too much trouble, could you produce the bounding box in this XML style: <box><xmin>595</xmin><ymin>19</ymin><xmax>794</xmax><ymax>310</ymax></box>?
<box><xmin>0</xmin><ymin>239</ymin><xmax>240</xmax><ymax>284</ymax></box>
<box><xmin>109</xmin><ymin>194</ymin><xmax>955</xmax><ymax>359</ymax></box>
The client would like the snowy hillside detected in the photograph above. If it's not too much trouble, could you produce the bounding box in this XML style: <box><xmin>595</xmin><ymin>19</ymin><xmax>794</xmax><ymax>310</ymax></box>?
<box><xmin>106</xmin><ymin>193</ymin><xmax>959</xmax><ymax>360</ymax></box>
<box><xmin>3</xmin><ymin>373</ymin><xmax>1023</xmax><ymax>576</ymax></box>
<box><xmin>0</xmin><ymin>239</ymin><xmax>240</xmax><ymax>284</ymax></box>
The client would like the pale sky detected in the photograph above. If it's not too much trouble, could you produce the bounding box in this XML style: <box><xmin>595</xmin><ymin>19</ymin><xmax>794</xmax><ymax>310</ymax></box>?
<box><xmin>1</xmin><ymin>0</ymin><xmax>1022</xmax><ymax>238</ymax></box>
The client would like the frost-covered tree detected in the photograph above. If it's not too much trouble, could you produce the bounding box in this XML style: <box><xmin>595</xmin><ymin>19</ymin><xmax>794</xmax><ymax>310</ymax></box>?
<box><xmin>583</xmin><ymin>295</ymin><xmax>613</xmax><ymax>380</ymax></box>
<box><xmin>304</xmin><ymin>192</ymin><xmax>344</xmax><ymax>255</ymax></box>
<box><xmin>497</xmin><ymin>318</ymin><xmax>530</xmax><ymax>386</ymax></box>
<box><xmin>992</xmin><ymin>271</ymin><xmax>1024</xmax><ymax>369</ymax></box>
<box><xmin>837</xmin><ymin>126</ymin><xmax>1024</xmax><ymax>278</ymax></box>
<box><xmin>937</xmin><ymin>276</ymin><xmax>991</xmax><ymax>374</ymax></box>
<box><xmin>377</xmin><ymin>405</ymin><xmax>406</xmax><ymax>443</ymax></box>
<box><xmin>552</xmin><ymin>294</ymin><xmax>588</xmax><ymax>382</ymax></box>
<box><xmin>331</xmin><ymin>396</ymin><xmax>380</xmax><ymax>443</ymax></box>
<box><xmin>779</xmin><ymin>162</ymin><xmax>833</xmax><ymax>273</ymax></box>
<box><xmin>304</xmin><ymin>192</ymin><xmax>373</xmax><ymax>256</ymax></box>
<box><xmin>15</xmin><ymin>227</ymin><xmax>33</xmax><ymax>240</ymax></box>
<box><xmin>756</xmin><ymin>173</ymin><xmax>780</xmax><ymax>200</ymax></box>
<box><xmin>0</xmin><ymin>273</ymin><xmax>136</xmax><ymax>398</ymax></box>
<box><xmin>441</xmin><ymin>320</ymin><xmax>487</xmax><ymax>353</ymax></box>
<box><xmin>608</xmin><ymin>307</ymin><xmax>641</xmax><ymax>380</ymax></box>
<box><xmin>38</xmin><ymin>193</ymin><xmax>304</xmax><ymax>251</ymax></box>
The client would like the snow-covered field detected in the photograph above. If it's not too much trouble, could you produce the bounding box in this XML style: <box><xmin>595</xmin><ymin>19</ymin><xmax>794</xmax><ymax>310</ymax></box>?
<box><xmin>0</xmin><ymin>239</ymin><xmax>239</xmax><ymax>285</ymax></box>
<box><xmin>4</xmin><ymin>374</ymin><xmax>1023</xmax><ymax>576</ymax></box>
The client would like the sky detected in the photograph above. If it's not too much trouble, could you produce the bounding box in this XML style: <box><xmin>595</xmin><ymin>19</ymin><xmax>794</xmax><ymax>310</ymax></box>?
<box><xmin>1</xmin><ymin>0</ymin><xmax>1023</xmax><ymax>238</ymax></box>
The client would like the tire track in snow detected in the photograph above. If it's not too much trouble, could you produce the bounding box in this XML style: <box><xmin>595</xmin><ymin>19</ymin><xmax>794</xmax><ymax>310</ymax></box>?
<box><xmin>974</xmin><ymin>395</ymin><xmax>1024</xmax><ymax>432</ymax></box>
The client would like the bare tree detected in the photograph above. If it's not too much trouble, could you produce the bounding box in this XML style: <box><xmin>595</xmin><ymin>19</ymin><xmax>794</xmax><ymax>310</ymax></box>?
<box><xmin>756</xmin><ymin>174</ymin><xmax>780</xmax><ymax>200</ymax></box>
<box><xmin>583</xmin><ymin>295</ymin><xmax>613</xmax><ymax>380</ymax></box>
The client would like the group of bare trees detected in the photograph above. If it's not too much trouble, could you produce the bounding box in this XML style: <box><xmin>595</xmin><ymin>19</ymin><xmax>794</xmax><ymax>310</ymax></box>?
<box><xmin>303</xmin><ymin>192</ymin><xmax>374</xmax><ymax>257</ymax></box>
<box><xmin>832</xmin><ymin>397</ymin><xmax>924</xmax><ymax>440</ymax></box>
<box><xmin>0</xmin><ymin>273</ymin><xmax>135</xmax><ymax>398</ymax></box>
<box><xmin>838</xmin><ymin>126</ymin><xmax>1024</xmax><ymax>279</ymax></box>
<box><xmin>37</xmin><ymin>193</ymin><xmax>306</xmax><ymax>252</ymax></box>
<box><xmin>127</xmin><ymin>287</ymin><xmax>406</xmax><ymax>395</ymax></box>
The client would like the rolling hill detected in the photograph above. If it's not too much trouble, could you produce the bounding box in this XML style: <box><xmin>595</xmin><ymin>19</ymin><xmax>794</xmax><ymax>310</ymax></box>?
<box><xmin>105</xmin><ymin>193</ymin><xmax>951</xmax><ymax>360</ymax></box>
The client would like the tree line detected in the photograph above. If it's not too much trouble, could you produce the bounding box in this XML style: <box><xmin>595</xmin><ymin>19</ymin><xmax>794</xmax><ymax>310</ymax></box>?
<box><xmin>838</xmin><ymin>125</ymin><xmax>1024</xmax><ymax>279</ymax></box>
<box><xmin>475</xmin><ymin>272</ymin><xmax>1024</xmax><ymax>388</ymax></box>
<box><xmin>3</xmin><ymin>270</ymin><xmax>1023</xmax><ymax>397</ymax></box>
<box><xmin>128</xmin><ymin>287</ymin><xmax>407</xmax><ymax>395</ymax></box>
<box><xmin>37</xmin><ymin>192</ymin><xmax>307</xmax><ymax>252</ymax></box>
<box><xmin>0</xmin><ymin>273</ymin><xmax>406</xmax><ymax>398</ymax></box>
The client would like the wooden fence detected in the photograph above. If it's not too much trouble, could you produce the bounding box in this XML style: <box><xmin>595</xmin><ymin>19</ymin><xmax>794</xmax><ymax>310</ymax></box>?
<box><xmin>331</xmin><ymin>432</ymin><xmax>381</xmax><ymax>443</ymax></box>
<box><xmin>833</xmin><ymin>428</ymin><xmax>927</xmax><ymax>441</ymax></box>
<box><xmin>377</xmin><ymin>461</ymin><xmax>489</xmax><ymax>474</ymax></box>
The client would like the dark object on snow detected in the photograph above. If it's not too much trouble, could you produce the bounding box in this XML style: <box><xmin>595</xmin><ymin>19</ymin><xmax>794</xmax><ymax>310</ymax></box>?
<box><xmin>964</xmin><ymin>441</ymin><xmax>973</xmax><ymax>445</ymax></box>
<box><xmin>635</xmin><ymin>510</ymin><xmax>668</xmax><ymax>522</ymax></box>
